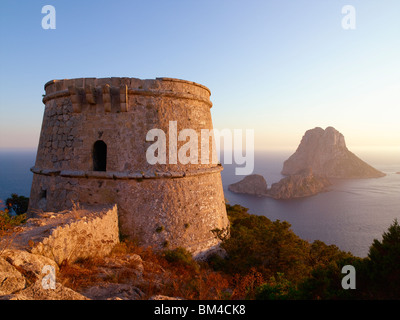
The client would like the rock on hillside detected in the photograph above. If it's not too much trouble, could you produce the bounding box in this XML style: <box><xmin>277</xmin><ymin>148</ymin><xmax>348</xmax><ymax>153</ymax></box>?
<box><xmin>228</xmin><ymin>174</ymin><xmax>268</xmax><ymax>196</ymax></box>
<box><xmin>268</xmin><ymin>168</ymin><xmax>331</xmax><ymax>200</ymax></box>
<box><xmin>282</xmin><ymin>127</ymin><xmax>385</xmax><ymax>179</ymax></box>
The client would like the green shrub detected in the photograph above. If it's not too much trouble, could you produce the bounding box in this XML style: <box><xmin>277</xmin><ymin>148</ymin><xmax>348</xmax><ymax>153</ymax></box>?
<box><xmin>163</xmin><ymin>247</ymin><xmax>198</xmax><ymax>270</ymax></box>
<box><xmin>256</xmin><ymin>273</ymin><xmax>299</xmax><ymax>300</ymax></box>
<box><xmin>6</xmin><ymin>194</ymin><xmax>29</xmax><ymax>215</ymax></box>
<box><xmin>217</xmin><ymin>204</ymin><xmax>312</xmax><ymax>282</ymax></box>
<box><xmin>0</xmin><ymin>209</ymin><xmax>27</xmax><ymax>232</ymax></box>
<box><xmin>363</xmin><ymin>219</ymin><xmax>400</xmax><ymax>299</ymax></box>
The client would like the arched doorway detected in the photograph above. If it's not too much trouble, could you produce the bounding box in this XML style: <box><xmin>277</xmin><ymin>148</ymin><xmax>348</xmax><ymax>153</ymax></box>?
<box><xmin>93</xmin><ymin>140</ymin><xmax>107</xmax><ymax>171</ymax></box>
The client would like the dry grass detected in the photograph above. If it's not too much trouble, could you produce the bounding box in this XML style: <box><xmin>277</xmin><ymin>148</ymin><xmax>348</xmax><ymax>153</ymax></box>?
<box><xmin>70</xmin><ymin>200</ymin><xmax>82</xmax><ymax>219</ymax></box>
<box><xmin>57</xmin><ymin>257</ymin><xmax>104</xmax><ymax>290</ymax></box>
<box><xmin>57</xmin><ymin>240</ymin><xmax>237</xmax><ymax>300</ymax></box>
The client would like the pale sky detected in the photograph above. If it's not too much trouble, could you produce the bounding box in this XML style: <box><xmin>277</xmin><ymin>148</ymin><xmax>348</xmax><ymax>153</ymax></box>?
<box><xmin>0</xmin><ymin>0</ymin><xmax>399</xmax><ymax>151</ymax></box>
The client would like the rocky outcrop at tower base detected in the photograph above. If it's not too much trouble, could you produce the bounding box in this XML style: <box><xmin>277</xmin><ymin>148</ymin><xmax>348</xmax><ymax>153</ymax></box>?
<box><xmin>0</xmin><ymin>205</ymin><xmax>119</xmax><ymax>299</ymax></box>
<box><xmin>6</xmin><ymin>204</ymin><xmax>119</xmax><ymax>266</ymax></box>
<box><xmin>282</xmin><ymin>127</ymin><xmax>385</xmax><ymax>179</ymax></box>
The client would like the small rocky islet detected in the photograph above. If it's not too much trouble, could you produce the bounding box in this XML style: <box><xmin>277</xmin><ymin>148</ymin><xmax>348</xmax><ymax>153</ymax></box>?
<box><xmin>228</xmin><ymin>169</ymin><xmax>330</xmax><ymax>200</ymax></box>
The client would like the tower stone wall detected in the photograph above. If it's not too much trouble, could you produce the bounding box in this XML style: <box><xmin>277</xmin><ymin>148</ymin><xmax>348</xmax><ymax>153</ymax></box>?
<box><xmin>28</xmin><ymin>77</ymin><xmax>229</xmax><ymax>256</ymax></box>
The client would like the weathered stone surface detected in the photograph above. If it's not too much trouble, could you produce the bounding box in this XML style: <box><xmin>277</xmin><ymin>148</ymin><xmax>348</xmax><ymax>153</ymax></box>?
<box><xmin>29</xmin><ymin>77</ymin><xmax>229</xmax><ymax>257</ymax></box>
<box><xmin>80</xmin><ymin>283</ymin><xmax>144</xmax><ymax>300</ymax></box>
<box><xmin>282</xmin><ymin>127</ymin><xmax>385</xmax><ymax>179</ymax></box>
<box><xmin>0</xmin><ymin>205</ymin><xmax>123</xmax><ymax>300</ymax></box>
<box><xmin>268</xmin><ymin>168</ymin><xmax>331</xmax><ymax>199</ymax></box>
<box><xmin>0</xmin><ymin>257</ymin><xmax>26</xmax><ymax>295</ymax></box>
<box><xmin>228</xmin><ymin>174</ymin><xmax>268</xmax><ymax>196</ymax></box>
<box><xmin>4</xmin><ymin>205</ymin><xmax>119</xmax><ymax>266</ymax></box>
<box><xmin>1</xmin><ymin>249</ymin><xmax>59</xmax><ymax>282</ymax></box>
<box><xmin>102</xmin><ymin>253</ymin><xmax>144</xmax><ymax>275</ymax></box>
<box><xmin>3</xmin><ymin>280</ymin><xmax>89</xmax><ymax>300</ymax></box>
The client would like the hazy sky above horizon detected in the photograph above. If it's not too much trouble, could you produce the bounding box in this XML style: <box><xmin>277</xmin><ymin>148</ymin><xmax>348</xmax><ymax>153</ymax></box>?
<box><xmin>0</xmin><ymin>0</ymin><xmax>399</xmax><ymax>151</ymax></box>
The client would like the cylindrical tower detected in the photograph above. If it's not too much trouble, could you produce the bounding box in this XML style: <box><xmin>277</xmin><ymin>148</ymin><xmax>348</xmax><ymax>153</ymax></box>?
<box><xmin>28</xmin><ymin>77</ymin><xmax>229</xmax><ymax>256</ymax></box>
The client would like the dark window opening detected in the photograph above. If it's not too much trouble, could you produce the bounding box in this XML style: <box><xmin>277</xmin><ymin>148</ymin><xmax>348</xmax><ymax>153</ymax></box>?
<box><xmin>38</xmin><ymin>188</ymin><xmax>47</xmax><ymax>211</ymax></box>
<box><xmin>93</xmin><ymin>140</ymin><xmax>107</xmax><ymax>171</ymax></box>
<box><xmin>40</xmin><ymin>189</ymin><xmax>47</xmax><ymax>199</ymax></box>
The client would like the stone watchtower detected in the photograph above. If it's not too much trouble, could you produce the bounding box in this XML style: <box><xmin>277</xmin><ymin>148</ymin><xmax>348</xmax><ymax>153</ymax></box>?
<box><xmin>28</xmin><ymin>77</ymin><xmax>229</xmax><ymax>256</ymax></box>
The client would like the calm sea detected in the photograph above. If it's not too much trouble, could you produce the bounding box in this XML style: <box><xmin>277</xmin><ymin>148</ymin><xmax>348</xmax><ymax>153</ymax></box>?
<box><xmin>0</xmin><ymin>150</ymin><xmax>35</xmax><ymax>202</ymax></box>
<box><xmin>1</xmin><ymin>148</ymin><xmax>399</xmax><ymax>258</ymax></box>
<box><xmin>222</xmin><ymin>148</ymin><xmax>400</xmax><ymax>258</ymax></box>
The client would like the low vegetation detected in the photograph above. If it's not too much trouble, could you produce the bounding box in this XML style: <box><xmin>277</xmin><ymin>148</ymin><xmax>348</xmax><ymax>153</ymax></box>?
<box><xmin>0</xmin><ymin>199</ymin><xmax>27</xmax><ymax>234</ymax></box>
<box><xmin>213</xmin><ymin>204</ymin><xmax>400</xmax><ymax>299</ymax></box>
<box><xmin>0</xmin><ymin>198</ymin><xmax>27</xmax><ymax>257</ymax></box>
<box><xmin>56</xmin><ymin>203</ymin><xmax>400</xmax><ymax>300</ymax></box>
<box><xmin>1</xmin><ymin>194</ymin><xmax>399</xmax><ymax>299</ymax></box>
<box><xmin>209</xmin><ymin>204</ymin><xmax>358</xmax><ymax>299</ymax></box>
<box><xmin>5</xmin><ymin>194</ymin><xmax>29</xmax><ymax>216</ymax></box>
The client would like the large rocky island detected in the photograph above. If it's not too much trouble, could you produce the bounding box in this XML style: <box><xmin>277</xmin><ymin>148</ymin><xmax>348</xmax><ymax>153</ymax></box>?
<box><xmin>228</xmin><ymin>126</ymin><xmax>385</xmax><ymax>199</ymax></box>
<box><xmin>282</xmin><ymin>127</ymin><xmax>385</xmax><ymax>179</ymax></box>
